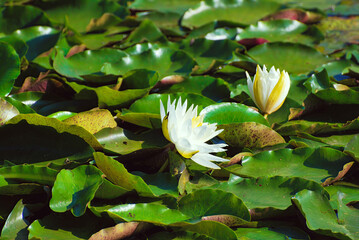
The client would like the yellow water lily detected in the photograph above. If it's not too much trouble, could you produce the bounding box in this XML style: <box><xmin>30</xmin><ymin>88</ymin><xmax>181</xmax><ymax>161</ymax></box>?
<box><xmin>160</xmin><ymin>97</ymin><xmax>228</xmax><ymax>169</ymax></box>
<box><xmin>246</xmin><ymin>65</ymin><xmax>290</xmax><ymax>116</ymax></box>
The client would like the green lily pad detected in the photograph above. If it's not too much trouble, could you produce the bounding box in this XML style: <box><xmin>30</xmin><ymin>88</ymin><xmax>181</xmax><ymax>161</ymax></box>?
<box><xmin>182</xmin><ymin>0</ymin><xmax>280</xmax><ymax>28</ymax></box>
<box><xmin>178</xmin><ymin>189</ymin><xmax>250</xmax><ymax>220</ymax></box>
<box><xmin>102</xmin><ymin>44</ymin><xmax>196</xmax><ymax>80</ymax></box>
<box><xmin>214</xmin><ymin>176</ymin><xmax>326</xmax><ymax>210</ymax></box>
<box><xmin>0</xmin><ymin>42</ymin><xmax>20</xmax><ymax>97</ymax></box>
<box><xmin>164</xmin><ymin>76</ymin><xmax>230</xmax><ymax>102</ymax></box>
<box><xmin>293</xmin><ymin>189</ymin><xmax>359</xmax><ymax>240</ymax></box>
<box><xmin>10</xmin><ymin>26</ymin><xmax>60</xmax><ymax>61</ymax></box>
<box><xmin>228</xmin><ymin>147</ymin><xmax>352</xmax><ymax>183</ymax></box>
<box><xmin>247</xmin><ymin>42</ymin><xmax>330</xmax><ymax>74</ymax></box>
<box><xmin>274</xmin><ymin>118</ymin><xmax>359</xmax><ymax>136</ymax></box>
<box><xmin>94</xmin><ymin>127</ymin><xmax>167</xmax><ymax>155</ymax></box>
<box><xmin>50</xmin><ymin>165</ymin><xmax>103</xmax><ymax>217</ymax></box>
<box><xmin>0</xmin><ymin>5</ymin><xmax>50</xmax><ymax>34</ymax></box>
<box><xmin>202</xmin><ymin>102</ymin><xmax>269</xmax><ymax>126</ymax></box>
<box><xmin>344</xmin><ymin>134</ymin><xmax>359</xmax><ymax>161</ymax></box>
<box><xmin>237</xmin><ymin>19</ymin><xmax>322</xmax><ymax>45</ymax></box>
<box><xmin>326</xmin><ymin>184</ymin><xmax>359</xmax><ymax>210</ymax></box>
<box><xmin>7</xmin><ymin>114</ymin><xmax>102</xmax><ymax>150</ymax></box>
<box><xmin>130</xmin><ymin>0</ymin><xmax>201</xmax><ymax>14</ymax></box>
<box><xmin>176</xmin><ymin>38</ymin><xmax>244</xmax><ymax>73</ymax></box>
<box><xmin>1</xmin><ymin>200</ymin><xmax>29</xmax><ymax>240</ymax></box>
<box><xmin>36</xmin><ymin>0</ymin><xmax>128</xmax><ymax>33</ymax></box>
<box><xmin>53</xmin><ymin>48</ymin><xmax>127</xmax><ymax>81</ymax></box>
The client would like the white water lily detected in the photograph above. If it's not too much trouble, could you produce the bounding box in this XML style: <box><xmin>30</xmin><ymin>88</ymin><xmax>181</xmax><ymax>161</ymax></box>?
<box><xmin>246</xmin><ymin>65</ymin><xmax>290</xmax><ymax>115</ymax></box>
<box><xmin>160</xmin><ymin>97</ymin><xmax>228</xmax><ymax>169</ymax></box>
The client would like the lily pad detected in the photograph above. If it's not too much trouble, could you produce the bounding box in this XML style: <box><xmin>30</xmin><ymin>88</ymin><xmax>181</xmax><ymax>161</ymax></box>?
<box><xmin>247</xmin><ymin>42</ymin><xmax>330</xmax><ymax>74</ymax></box>
<box><xmin>182</xmin><ymin>0</ymin><xmax>280</xmax><ymax>28</ymax></box>
<box><xmin>0</xmin><ymin>42</ymin><xmax>20</xmax><ymax>97</ymax></box>
<box><xmin>227</xmin><ymin>147</ymin><xmax>352</xmax><ymax>183</ymax></box>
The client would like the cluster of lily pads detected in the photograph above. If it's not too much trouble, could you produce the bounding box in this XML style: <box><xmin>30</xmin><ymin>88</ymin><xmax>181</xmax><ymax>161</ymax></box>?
<box><xmin>0</xmin><ymin>0</ymin><xmax>359</xmax><ymax>239</ymax></box>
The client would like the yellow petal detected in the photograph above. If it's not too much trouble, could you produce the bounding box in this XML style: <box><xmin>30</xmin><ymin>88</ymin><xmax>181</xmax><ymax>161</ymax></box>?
<box><xmin>253</xmin><ymin>65</ymin><xmax>266</xmax><ymax>111</ymax></box>
<box><xmin>178</xmin><ymin>149</ymin><xmax>199</xmax><ymax>159</ymax></box>
<box><xmin>162</xmin><ymin>113</ymin><xmax>171</xmax><ymax>141</ymax></box>
<box><xmin>265</xmin><ymin>70</ymin><xmax>288</xmax><ymax>114</ymax></box>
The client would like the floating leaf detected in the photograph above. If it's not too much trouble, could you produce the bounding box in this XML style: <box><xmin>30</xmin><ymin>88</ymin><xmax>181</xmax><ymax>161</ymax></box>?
<box><xmin>182</xmin><ymin>0</ymin><xmax>280</xmax><ymax>28</ymax></box>
<box><xmin>247</xmin><ymin>42</ymin><xmax>329</xmax><ymax>74</ymax></box>
<box><xmin>228</xmin><ymin>147</ymin><xmax>352</xmax><ymax>183</ymax></box>
<box><xmin>293</xmin><ymin>189</ymin><xmax>359</xmax><ymax>240</ymax></box>
<box><xmin>202</xmin><ymin>102</ymin><xmax>269</xmax><ymax>126</ymax></box>
<box><xmin>178</xmin><ymin>189</ymin><xmax>250</xmax><ymax>221</ymax></box>
<box><xmin>50</xmin><ymin>165</ymin><xmax>104</xmax><ymax>217</ymax></box>
<box><xmin>1</xmin><ymin>200</ymin><xmax>29</xmax><ymax>240</ymax></box>
<box><xmin>0</xmin><ymin>42</ymin><xmax>20</xmax><ymax>97</ymax></box>
<box><xmin>214</xmin><ymin>176</ymin><xmax>327</xmax><ymax>211</ymax></box>
<box><xmin>63</xmin><ymin>109</ymin><xmax>116</xmax><ymax>134</ymax></box>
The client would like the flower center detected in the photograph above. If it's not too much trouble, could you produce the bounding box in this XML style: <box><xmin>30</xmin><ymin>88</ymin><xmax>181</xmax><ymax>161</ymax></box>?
<box><xmin>191</xmin><ymin>115</ymin><xmax>203</xmax><ymax>128</ymax></box>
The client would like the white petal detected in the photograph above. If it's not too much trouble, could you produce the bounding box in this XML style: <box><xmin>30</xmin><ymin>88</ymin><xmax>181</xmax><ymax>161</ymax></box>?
<box><xmin>160</xmin><ymin>99</ymin><xmax>166</xmax><ymax>122</ymax></box>
<box><xmin>191</xmin><ymin>153</ymin><xmax>221</xmax><ymax>169</ymax></box>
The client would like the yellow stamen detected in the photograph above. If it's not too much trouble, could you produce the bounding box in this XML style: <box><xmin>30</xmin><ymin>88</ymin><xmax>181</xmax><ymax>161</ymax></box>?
<box><xmin>192</xmin><ymin>116</ymin><xmax>203</xmax><ymax>128</ymax></box>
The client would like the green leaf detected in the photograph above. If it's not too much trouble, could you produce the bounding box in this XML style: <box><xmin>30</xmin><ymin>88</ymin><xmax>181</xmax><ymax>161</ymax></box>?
<box><xmin>344</xmin><ymin>134</ymin><xmax>359</xmax><ymax>161</ymax></box>
<box><xmin>130</xmin><ymin>0</ymin><xmax>201</xmax><ymax>14</ymax></box>
<box><xmin>202</xmin><ymin>102</ymin><xmax>269</xmax><ymax>126</ymax></box>
<box><xmin>1</xmin><ymin>200</ymin><xmax>29</xmax><ymax>240</ymax></box>
<box><xmin>94</xmin><ymin>152</ymin><xmax>160</xmax><ymax>197</ymax></box>
<box><xmin>326</xmin><ymin>184</ymin><xmax>359</xmax><ymax>210</ymax></box>
<box><xmin>0</xmin><ymin>36</ymin><xmax>28</xmax><ymax>58</ymax></box>
<box><xmin>10</xmin><ymin>26</ymin><xmax>60</xmax><ymax>61</ymax></box>
<box><xmin>217</xmin><ymin>122</ymin><xmax>285</xmax><ymax>148</ymax></box>
<box><xmin>274</xmin><ymin>118</ymin><xmax>359</xmax><ymax>136</ymax></box>
<box><xmin>36</xmin><ymin>0</ymin><xmax>128</xmax><ymax>33</ymax></box>
<box><xmin>28</xmin><ymin>211</ymin><xmax>113</xmax><ymax>240</ymax></box>
<box><xmin>122</xmin><ymin>19</ymin><xmax>167</xmax><ymax>47</ymax></box>
<box><xmin>0</xmin><ymin>5</ymin><xmax>50</xmax><ymax>34</ymax></box>
<box><xmin>178</xmin><ymin>189</ymin><xmax>250</xmax><ymax>221</ymax></box>
<box><xmin>107</xmin><ymin>203</ymin><xmax>190</xmax><ymax>224</ymax></box>
<box><xmin>102</xmin><ymin>44</ymin><xmax>196</xmax><ymax>80</ymax></box>
<box><xmin>7</xmin><ymin>113</ymin><xmax>102</xmax><ymax>150</ymax></box>
<box><xmin>0</xmin><ymin>117</ymin><xmax>94</xmax><ymax>165</ymax></box>
<box><xmin>0</xmin><ymin>165</ymin><xmax>58</xmax><ymax>186</ymax></box>
<box><xmin>0</xmin><ymin>42</ymin><xmax>20</xmax><ymax>97</ymax></box>
<box><xmin>234</xmin><ymin>227</ymin><xmax>293</xmax><ymax>240</ymax></box>
<box><xmin>176</xmin><ymin>221</ymin><xmax>238</xmax><ymax>240</ymax></box>
<box><xmin>176</xmin><ymin>38</ymin><xmax>244</xmax><ymax>73</ymax></box>
<box><xmin>0</xmin><ymin>98</ymin><xmax>19</xmax><ymax>125</ymax></box>
<box><xmin>94</xmin><ymin>179</ymin><xmax>129</xmax><ymax>199</ymax></box>
<box><xmin>53</xmin><ymin>48</ymin><xmax>127</xmax><ymax>81</ymax></box>
<box><xmin>182</xmin><ymin>0</ymin><xmax>280</xmax><ymax>28</ymax></box>
<box><xmin>247</xmin><ymin>42</ymin><xmax>329</xmax><ymax>74</ymax></box>
<box><xmin>271</xmin><ymin>0</ymin><xmax>340</xmax><ymax>10</ymax></box>
<box><xmin>50</xmin><ymin>165</ymin><xmax>104</xmax><ymax>217</ymax></box>
<box><xmin>214</xmin><ymin>176</ymin><xmax>326</xmax><ymax>210</ymax></box>
<box><xmin>165</xmin><ymin>76</ymin><xmax>230</xmax><ymax>102</ymax></box>
<box><xmin>237</xmin><ymin>19</ymin><xmax>321</xmax><ymax>45</ymax></box>
<box><xmin>293</xmin><ymin>189</ymin><xmax>359</xmax><ymax>240</ymax></box>
<box><xmin>227</xmin><ymin>147</ymin><xmax>352</xmax><ymax>183</ymax></box>
<box><xmin>95</xmin><ymin>127</ymin><xmax>167</xmax><ymax>155</ymax></box>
